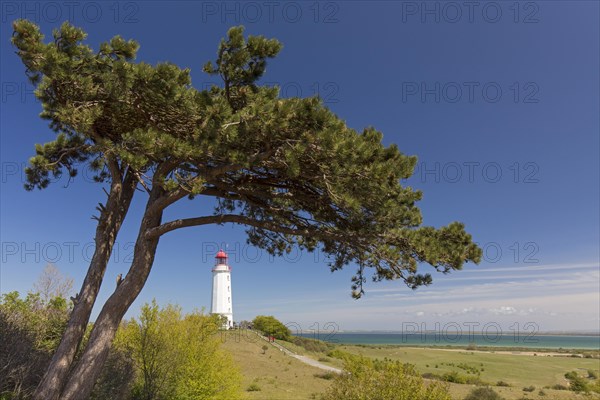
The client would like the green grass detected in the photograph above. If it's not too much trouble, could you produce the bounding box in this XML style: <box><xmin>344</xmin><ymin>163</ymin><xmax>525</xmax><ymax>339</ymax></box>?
<box><xmin>219</xmin><ymin>331</ymin><xmax>332</xmax><ymax>399</ymax></box>
<box><xmin>219</xmin><ymin>332</ymin><xmax>600</xmax><ymax>400</ymax></box>
<box><xmin>336</xmin><ymin>345</ymin><xmax>600</xmax><ymax>399</ymax></box>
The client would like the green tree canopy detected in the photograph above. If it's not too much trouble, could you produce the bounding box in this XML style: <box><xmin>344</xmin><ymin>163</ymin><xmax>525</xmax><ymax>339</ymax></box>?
<box><xmin>252</xmin><ymin>315</ymin><xmax>291</xmax><ymax>341</ymax></box>
<box><xmin>12</xmin><ymin>20</ymin><xmax>481</xmax><ymax>298</ymax></box>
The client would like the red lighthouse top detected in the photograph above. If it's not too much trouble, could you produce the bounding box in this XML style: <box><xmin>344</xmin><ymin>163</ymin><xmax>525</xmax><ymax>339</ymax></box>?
<box><xmin>215</xmin><ymin>249</ymin><xmax>228</xmax><ymax>265</ymax></box>
<box><xmin>216</xmin><ymin>249</ymin><xmax>227</xmax><ymax>259</ymax></box>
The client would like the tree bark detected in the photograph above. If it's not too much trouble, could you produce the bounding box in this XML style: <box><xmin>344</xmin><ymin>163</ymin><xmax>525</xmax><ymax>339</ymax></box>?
<box><xmin>60</xmin><ymin>189</ymin><xmax>164</xmax><ymax>400</ymax></box>
<box><xmin>33</xmin><ymin>175</ymin><xmax>136</xmax><ymax>400</ymax></box>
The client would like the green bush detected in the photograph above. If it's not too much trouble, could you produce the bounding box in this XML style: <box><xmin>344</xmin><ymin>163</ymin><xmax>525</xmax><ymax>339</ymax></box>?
<box><xmin>456</xmin><ymin>362</ymin><xmax>480</xmax><ymax>374</ymax></box>
<box><xmin>496</xmin><ymin>381</ymin><xmax>510</xmax><ymax>387</ymax></box>
<box><xmin>322</xmin><ymin>357</ymin><xmax>451</xmax><ymax>400</ymax></box>
<box><xmin>252</xmin><ymin>315</ymin><xmax>291</xmax><ymax>341</ymax></box>
<box><xmin>564</xmin><ymin>371</ymin><xmax>589</xmax><ymax>392</ymax></box>
<box><xmin>590</xmin><ymin>378</ymin><xmax>600</xmax><ymax>394</ymax></box>
<box><xmin>564</xmin><ymin>371</ymin><xmax>577</xmax><ymax>379</ymax></box>
<box><xmin>291</xmin><ymin>336</ymin><xmax>334</xmax><ymax>353</ymax></box>
<box><xmin>314</xmin><ymin>372</ymin><xmax>336</xmax><ymax>380</ymax></box>
<box><xmin>441</xmin><ymin>371</ymin><xmax>484</xmax><ymax>385</ymax></box>
<box><xmin>118</xmin><ymin>300</ymin><xmax>242</xmax><ymax>399</ymax></box>
<box><xmin>422</xmin><ymin>372</ymin><xmax>442</xmax><ymax>380</ymax></box>
<box><xmin>463</xmin><ymin>387</ymin><xmax>504</xmax><ymax>400</ymax></box>
<box><xmin>0</xmin><ymin>291</ymin><xmax>70</xmax><ymax>399</ymax></box>
<box><xmin>326</xmin><ymin>349</ymin><xmax>361</xmax><ymax>363</ymax></box>
<box><xmin>89</xmin><ymin>347</ymin><xmax>135</xmax><ymax>400</ymax></box>
<box><xmin>246</xmin><ymin>383</ymin><xmax>261</xmax><ymax>392</ymax></box>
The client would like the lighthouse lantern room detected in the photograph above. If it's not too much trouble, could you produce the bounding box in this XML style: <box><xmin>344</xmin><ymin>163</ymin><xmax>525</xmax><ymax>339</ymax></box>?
<box><xmin>211</xmin><ymin>249</ymin><xmax>233</xmax><ymax>329</ymax></box>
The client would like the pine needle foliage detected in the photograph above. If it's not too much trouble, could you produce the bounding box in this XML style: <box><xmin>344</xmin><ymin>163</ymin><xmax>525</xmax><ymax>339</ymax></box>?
<box><xmin>12</xmin><ymin>21</ymin><xmax>481</xmax><ymax>297</ymax></box>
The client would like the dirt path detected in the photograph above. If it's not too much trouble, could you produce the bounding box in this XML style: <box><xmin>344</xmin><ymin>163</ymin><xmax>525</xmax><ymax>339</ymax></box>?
<box><xmin>252</xmin><ymin>331</ymin><xmax>343</xmax><ymax>373</ymax></box>
<box><xmin>290</xmin><ymin>354</ymin><xmax>342</xmax><ymax>372</ymax></box>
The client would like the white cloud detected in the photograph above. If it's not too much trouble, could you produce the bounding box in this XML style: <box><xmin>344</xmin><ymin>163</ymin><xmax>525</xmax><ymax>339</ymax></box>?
<box><xmin>247</xmin><ymin>262</ymin><xmax>600</xmax><ymax>331</ymax></box>
<box><xmin>490</xmin><ymin>306</ymin><xmax>517</xmax><ymax>315</ymax></box>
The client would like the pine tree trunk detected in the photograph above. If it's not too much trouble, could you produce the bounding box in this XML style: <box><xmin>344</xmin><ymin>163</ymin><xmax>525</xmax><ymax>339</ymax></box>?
<box><xmin>33</xmin><ymin>178</ymin><xmax>136</xmax><ymax>400</ymax></box>
<box><xmin>60</xmin><ymin>194</ymin><xmax>164</xmax><ymax>400</ymax></box>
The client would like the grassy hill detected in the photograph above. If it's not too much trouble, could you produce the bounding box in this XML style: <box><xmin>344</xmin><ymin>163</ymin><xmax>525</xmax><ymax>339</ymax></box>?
<box><xmin>220</xmin><ymin>331</ymin><xmax>599</xmax><ymax>400</ymax></box>
<box><xmin>337</xmin><ymin>345</ymin><xmax>600</xmax><ymax>400</ymax></box>
<box><xmin>219</xmin><ymin>331</ymin><xmax>333</xmax><ymax>399</ymax></box>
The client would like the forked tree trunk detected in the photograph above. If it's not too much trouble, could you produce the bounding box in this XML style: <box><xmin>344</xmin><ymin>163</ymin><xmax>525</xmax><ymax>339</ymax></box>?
<box><xmin>33</xmin><ymin>177</ymin><xmax>137</xmax><ymax>400</ymax></box>
<box><xmin>60</xmin><ymin>192</ymin><xmax>164</xmax><ymax>400</ymax></box>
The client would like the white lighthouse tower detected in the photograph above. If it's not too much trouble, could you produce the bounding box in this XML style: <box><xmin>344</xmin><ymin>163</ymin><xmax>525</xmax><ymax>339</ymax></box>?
<box><xmin>211</xmin><ymin>249</ymin><xmax>233</xmax><ymax>329</ymax></box>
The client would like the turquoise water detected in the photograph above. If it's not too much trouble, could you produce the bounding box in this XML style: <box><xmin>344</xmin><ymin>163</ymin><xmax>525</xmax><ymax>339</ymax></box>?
<box><xmin>297</xmin><ymin>333</ymin><xmax>600</xmax><ymax>350</ymax></box>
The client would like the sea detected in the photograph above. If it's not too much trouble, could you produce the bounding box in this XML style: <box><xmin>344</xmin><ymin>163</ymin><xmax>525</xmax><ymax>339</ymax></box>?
<box><xmin>297</xmin><ymin>332</ymin><xmax>600</xmax><ymax>350</ymax></box>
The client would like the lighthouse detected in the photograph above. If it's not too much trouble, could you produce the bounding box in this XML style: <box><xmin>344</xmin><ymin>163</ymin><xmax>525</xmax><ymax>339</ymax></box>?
<box><xmin>211</xmin><ymin>249</ymin><xmax>233</xmax><ymax>329</ymax></box>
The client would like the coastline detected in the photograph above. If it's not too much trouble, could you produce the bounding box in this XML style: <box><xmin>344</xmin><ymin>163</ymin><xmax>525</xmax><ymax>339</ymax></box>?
<box><xmin>296</xmin><ymin>332</ymin><xmax>600</xmax><ymax>352</ymax></box>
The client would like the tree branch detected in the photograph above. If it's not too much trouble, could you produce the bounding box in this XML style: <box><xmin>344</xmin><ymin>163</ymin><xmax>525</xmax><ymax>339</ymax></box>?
<box><xmin>147</xmin><ymin>149</ymin><xmax>276</xmax><ymax>214</ymax></box>
<box><xmin>145</xmin><ymin>214</ymin><xmax>313</xmax><ymax>240</ymax></box>
<box><xmin>134</xmin><ymin>171</ymin><xmax>151</xmax><ymax>194</ymax></box>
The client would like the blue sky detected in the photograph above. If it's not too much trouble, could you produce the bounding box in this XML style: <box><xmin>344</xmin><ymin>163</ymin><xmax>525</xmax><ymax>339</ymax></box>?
<box><xmin>1</xmin><ymin>1</ymin><xmax>598</xmax><ymax>334</ymax></box>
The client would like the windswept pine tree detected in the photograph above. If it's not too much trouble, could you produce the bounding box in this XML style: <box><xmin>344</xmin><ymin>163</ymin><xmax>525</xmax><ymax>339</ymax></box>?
<box><xmin>12</xmin><ymin>20</ymin><xmax>481</xmax><ymax>399</ymax></box>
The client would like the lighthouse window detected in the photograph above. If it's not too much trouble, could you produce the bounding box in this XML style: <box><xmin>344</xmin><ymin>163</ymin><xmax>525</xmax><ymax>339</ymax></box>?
<box><xmin>227</xmin><ymin>275</ymin><xmax>229</xmax><ymax>281</ymax></box>
<box><xmin>227</xmin><ymin>286</ymin><xmax>230</xmax><ymax>292</ymax></box>
<box><xmin>228</xmin><ymin>297</ymin><xmax>230</xmax><ymax>303</ymax></box>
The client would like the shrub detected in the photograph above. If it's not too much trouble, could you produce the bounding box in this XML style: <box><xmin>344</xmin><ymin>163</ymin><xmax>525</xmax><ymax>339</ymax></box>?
<box><xmin>252</xmin><ymin>315</ymin><xmax>291</xmax><ymax>340</ymax></box>
<box><xmin>322</xmin><ymin>357</ymin><xmax>451</xmax><ymax>400</ymax></box>
<box><xmin>590</xmin><ymin>378</ymin><xmax>600</xmax><ymax>394</ymax></box>
<box><xmin>0</xmin><ymin>291</ymin><xmax>70</xmax><ymax>399</ymax></box>
<box><xmin>327</xmin><ymin>349</ymin><xmax>361</xmax><ymax>363</ymax></box>
<box><xmin>456</xmin><ymin>363</ymin><xmax>481</xmax><ymax>375</ymax></box>
<box><xmin>496</xmin><ymin>381</ymin><xmax>510</xmax><ymax>387</ymax></box>
<box><xmin>118</xmin><ymin>301</ymin><xmax>242</xmax><ymax>400</ymax></box>
<box><xmin>291</xmin><ymin>336</ymin><xmax>334</xmax><ymax>353</ymax></box>
<box><xmin>90</xmin><ymin>347</ymin><xmax>135</xmax><ymax>400</ymax></box>
<box><xmin>588</xmin><ymin>369</ymin><xmax>598</xmax><ymax>379</ymax></box>
<box><xmin>441</xmin><ymin>371</ymin><xmax>484</xmax><ymax>385</ymax></box>
<box><xmin>246</xmin><ymin>383</ymin><xmax>261</xmax><ymax>392</ymax></box>
<box><xmin>314</xmin><ymin>372</ymin><xmax>336</xmax><ymax>380</ymax></box>
<box><xmin>463</xmin><ymin>387</ymin><xmax>504</xmax><ymax>400</ymax></box>
<box><xmin>565</xmin><ymin>371</ymin><xmax>589</xmax><ymax>392</ymax></box>
<box><xmin>551</xmin><ymin>384</ymin><xmax>568</xmax><ymax>390</ymax></box>
<box><xmin>522</xmin><ymin>385</ymin><xmax>535</xmax><ymax>392</ymax></box>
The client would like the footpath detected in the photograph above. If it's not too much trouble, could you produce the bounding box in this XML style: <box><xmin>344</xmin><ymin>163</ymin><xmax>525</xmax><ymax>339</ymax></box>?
<box><xmin>251</xmin><ymin>330</ymin><xmax>343</xmax><ymax>373</ymax></box>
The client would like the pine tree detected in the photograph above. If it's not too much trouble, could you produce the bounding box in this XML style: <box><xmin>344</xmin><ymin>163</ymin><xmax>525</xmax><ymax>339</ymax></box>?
<box><xmin>12</xmin><ymin>21</ymin><xmax>481</xmax><ymax>399</ymax></box>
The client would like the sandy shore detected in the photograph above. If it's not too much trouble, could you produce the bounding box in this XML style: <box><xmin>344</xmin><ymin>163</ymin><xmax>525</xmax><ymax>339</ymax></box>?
<box><xmin>428</xmin><ymin>347</ymin><xmax>575</xmax><ymax>357</ymax></box>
